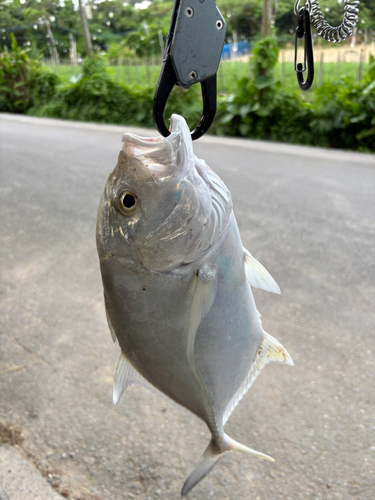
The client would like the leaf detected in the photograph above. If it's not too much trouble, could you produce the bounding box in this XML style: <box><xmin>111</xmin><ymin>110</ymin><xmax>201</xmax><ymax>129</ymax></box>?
<box><xmin>239</xmin><ymin>123</ymin><xmax>251</xmax><ymax>136</ymax></box>
<box><xmin>356</xmin><ymin>127</ymin><xmax>375</xmax><ymax>140</ymax></box>
<box><xmin>350</xmin><ymin>112</ymin><xmax>367</xmax><ymax>124</ymax></box>
<box><xmin>239</xmin><ymin>103</ymin><xmax>252</xmax><ymax>117</ymax></box>
<box><xmin>254</xmin><ymin>75</ymin><xmax>279</xmax><ymax>90</ymax></box>
<box><xmin>362</xmin><ymin>80</ymin><xmax>375</xmax><ymax>96</ymax></box>
<box><xmin>251</xmin><ymin>101</ymin><xmax>261</xmax><ymax>113</ymax></box>
<box><xmin>226</xmin><ymin>103</ymin><xmax>239</xmax><ymax>115</ymax></box>
<box><xmin>221</xmin><ymin>113</ymin><xmax>235</xmax><ymax>124</ymax></box>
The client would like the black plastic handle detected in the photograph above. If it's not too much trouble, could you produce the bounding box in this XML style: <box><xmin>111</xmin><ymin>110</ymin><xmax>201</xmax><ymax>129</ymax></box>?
<box><xmin>153</xmin><ymin>57</ymin><xmax>217</xmax><ymax>141</ymax></box>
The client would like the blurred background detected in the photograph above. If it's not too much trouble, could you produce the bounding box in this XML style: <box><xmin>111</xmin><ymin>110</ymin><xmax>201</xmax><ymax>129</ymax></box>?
<box><xmin>0</xmin><ymin>0</ymin><xmax>375</xmax><ymax>151</ymax></box>
<box><xmin>1</xmin><ymin>2</ymin><xmax>375</xmax><ymax>499</ymax></box>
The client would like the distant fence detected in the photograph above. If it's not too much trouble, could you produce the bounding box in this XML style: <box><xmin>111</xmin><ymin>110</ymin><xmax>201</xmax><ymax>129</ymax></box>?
<box><xmin>43</xmin><ymin>42</ymin><xmax>375</xmax><ymax>93</ymax></box>
<box><xmin>279</xmin><ymin>43</ymin><xmax>374</xmax><ymax>64</ymax></box>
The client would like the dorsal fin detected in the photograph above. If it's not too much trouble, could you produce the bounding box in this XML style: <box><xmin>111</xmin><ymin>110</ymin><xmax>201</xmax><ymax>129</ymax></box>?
<box><xmin>243</xmin><ymin>248</ymin><xmax>280</xmax><ymax>294</ymax></box>
<box><xmin>223</xmin><ymin>332</ymin><xmax>293</xmax><ymax>424</ymax></box>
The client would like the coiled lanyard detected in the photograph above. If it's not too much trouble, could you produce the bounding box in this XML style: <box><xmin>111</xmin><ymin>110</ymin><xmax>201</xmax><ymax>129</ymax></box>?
<box><xmin>294</xmin><ymin>0</ymin><xmax>360</xmax><ymax>91</ymax></box>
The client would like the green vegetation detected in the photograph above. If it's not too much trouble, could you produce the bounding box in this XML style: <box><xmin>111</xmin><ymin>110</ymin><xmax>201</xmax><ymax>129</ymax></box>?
<box><xmin>1</xmin><ymin>30</ymin><xmax>374</xmax><ymax>152</ymax></box>
<box><xmin>1</xmin><ymin>0</ymin><xmax>374</xmax><ymax>60</ymax></box>
<box><xmin>44</xmin><ymin>59</ymin><xmax>370</xmax><ymax>96</ymax></box>
<box><xmin>215</xmin><ymin>37</ymin><xmax>314</xmax><ymax>144</ymax></box>
<box><xmin>214</xmin><ymin>38</ymin><xmax>375</xmax><ymax>151</ymax></box>
<box><xmin>0</xmin><ymin>33</ymin><xmax>39</xmax><ymax>112</ymax></box>
<box><xmin>27</xmin><ymin>55</ymin><xmax>202</xmax><ymax>131</ymax></box>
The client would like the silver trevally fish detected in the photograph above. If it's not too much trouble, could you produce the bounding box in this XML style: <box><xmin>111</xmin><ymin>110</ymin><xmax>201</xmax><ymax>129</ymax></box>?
<box><xmin>96</xmin><ymin>114</ymin><xmax>293</xmax><ymax>496</ymax></box>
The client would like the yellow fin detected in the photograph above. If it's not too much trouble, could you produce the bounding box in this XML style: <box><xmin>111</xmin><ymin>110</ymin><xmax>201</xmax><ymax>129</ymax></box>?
<box><xmin>256</xmin><ymin>332</ymin><xmax>294</xmax><ymax>369</ymax></box>
<box><xmin>223</xmin><ymin>332</ymin><xmax>293</xmax><ymax>424</ymax></box>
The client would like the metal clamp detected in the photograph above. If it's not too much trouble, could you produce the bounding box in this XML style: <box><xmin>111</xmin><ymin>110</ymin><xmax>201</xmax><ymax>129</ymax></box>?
<box><xmin>153</xmin><ymin>0</ymin><xmax>226</xmax><ymax>140</ymax></box>
<box><xmin>295</xmin><ymin>7</ymin><xmax>314</xmax><ymax>91</ymax></box>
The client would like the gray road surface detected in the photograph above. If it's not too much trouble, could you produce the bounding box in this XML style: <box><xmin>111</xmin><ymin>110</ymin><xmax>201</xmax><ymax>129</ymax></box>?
<box><xmin>0</xmin><ymin>445</ymin><xmax>63</xmax><ymax>500</ymax></box>
<box><xmin>0</xmin><ymin>114</ymin><xmax>374</xmax><ymax>500</ymax></box>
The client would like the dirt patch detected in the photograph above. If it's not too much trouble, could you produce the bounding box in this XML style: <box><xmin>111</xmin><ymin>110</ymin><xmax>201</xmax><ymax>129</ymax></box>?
<box><xmin>0</xmin><ymin>422</ymin><xmax>25</xmax><ymax>446</ymax></box>
<box><xmin>0</xmin><ymin>421</ymin><xmax>102</xmax><ymax>500</ymax></box>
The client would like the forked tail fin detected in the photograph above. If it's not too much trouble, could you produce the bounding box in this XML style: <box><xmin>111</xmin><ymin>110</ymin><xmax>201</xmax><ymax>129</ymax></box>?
<box><xmin>181</xmin><ymin>439</ymin><xmax>220</xmax><ymax>497</ymax></box>
<box><xmin>181</xmin><ymin>433</ymin><xmax>274</xmax><ymax>496</ymax></box>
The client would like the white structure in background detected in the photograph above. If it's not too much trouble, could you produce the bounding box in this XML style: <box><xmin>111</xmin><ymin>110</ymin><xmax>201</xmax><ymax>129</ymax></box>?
<box><xmin>231</xmin><ymin>31</ymin><xmax>238</xmax><ymax>60</ymax></box>
<box><xmin>45</xmin><ymin>19</ymin><xmax>59</xmax><ymax>65</ymax></box>
<box><xmin>134</xmin><ymin>1</ymin><xmax>151</xmax><ymax>9</ymax></box>
<box><xmin>69</xmin><ymin>33</ymin><xmax>77</xmax><ymax>65</ymax></box>
<box><xmin>85</xmin><ymin>4</ymin><xmax>93</xmax><ymax>20</ymax></box>
<box><xmin>350</xmin><ymin>27</ymin><xmax>357</xmax><ymax>48</ymax></box>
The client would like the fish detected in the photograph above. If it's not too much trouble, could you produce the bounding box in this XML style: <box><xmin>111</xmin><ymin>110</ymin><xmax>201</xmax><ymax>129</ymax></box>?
<box><xmin>96</xmin><ymin>114</ymin><xmax>293</xmax><ymax>496</ymax></box>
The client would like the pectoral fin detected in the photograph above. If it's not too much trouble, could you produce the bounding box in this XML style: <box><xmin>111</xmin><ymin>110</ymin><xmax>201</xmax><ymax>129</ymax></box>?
<box><xmin>244</xmin><ymin>248</ymin><xmax>280</xmax><ymax>294</ymax></box>
<box><xmin>187</xmin><ymin>263</ymin><xmax>218</xmax><ymax>371</ymax></box>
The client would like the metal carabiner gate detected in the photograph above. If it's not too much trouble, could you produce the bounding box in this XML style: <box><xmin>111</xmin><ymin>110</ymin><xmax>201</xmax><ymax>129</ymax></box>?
<box><xmin>294</xmin><ymin>6</ymin><xmax>314</xmax><ymax>91</ymax></box>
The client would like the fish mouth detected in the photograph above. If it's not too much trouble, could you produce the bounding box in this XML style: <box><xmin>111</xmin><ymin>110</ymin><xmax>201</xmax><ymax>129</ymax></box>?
<box><xmin>121</xmin><ymin>133</ymin><xmax>164</xmax><ymax>160</ymax></box>
<box><xmin>121</xmin><ymin>114</ymin><xmax>192</xmax><ymax>178</ymax></box>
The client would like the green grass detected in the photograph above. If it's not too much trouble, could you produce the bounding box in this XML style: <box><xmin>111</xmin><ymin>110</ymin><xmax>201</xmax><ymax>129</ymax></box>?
<box><xmin>45</xmin><ymin>60</ymin><xmax>368</xmax><ymax>96</ymax></box>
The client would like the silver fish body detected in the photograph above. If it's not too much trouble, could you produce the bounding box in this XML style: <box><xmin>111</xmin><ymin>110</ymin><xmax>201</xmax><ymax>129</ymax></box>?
<box><xmin>96</xmin><ymin>115</ymin><xmax>293</xmax><ymax>495</ymax></box>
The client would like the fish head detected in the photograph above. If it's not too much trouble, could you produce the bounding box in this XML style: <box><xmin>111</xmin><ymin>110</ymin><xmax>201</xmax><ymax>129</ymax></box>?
<box><xmin>97</xmin><ymin>114</ymin><xmax>218</xmax><ymax>271</ymax></box>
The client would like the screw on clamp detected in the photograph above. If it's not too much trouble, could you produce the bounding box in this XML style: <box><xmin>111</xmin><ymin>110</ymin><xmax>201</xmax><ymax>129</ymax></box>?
<box><xmin>153</xmin><ymin>0</ymin><xmax>226</xmax><ymax>140</ymax></box>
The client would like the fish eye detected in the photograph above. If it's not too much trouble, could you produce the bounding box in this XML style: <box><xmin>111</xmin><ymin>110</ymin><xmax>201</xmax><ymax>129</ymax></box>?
<box><xmin>117</xmin><ymin>190</ymin><xmax>138</xmax><ymax>215</ymax></box>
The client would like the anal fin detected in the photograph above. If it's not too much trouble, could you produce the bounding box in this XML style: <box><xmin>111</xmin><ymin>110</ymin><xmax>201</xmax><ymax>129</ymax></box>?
<box><xmin>223</xmin><ymin>332</ymin><xmax>293</xmax><ymax>424</ymax></box>
<box><xmin>257</xmin><ymin>332</ymin><xmax>294</xmax><ymax>368</ymax></box>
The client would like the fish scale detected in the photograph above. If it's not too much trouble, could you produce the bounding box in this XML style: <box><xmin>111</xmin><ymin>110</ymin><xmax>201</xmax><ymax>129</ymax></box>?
<box><xmin>96</xmin><ymin>114</ymin><xmax>293</xmax><ymax>496</ymax></box>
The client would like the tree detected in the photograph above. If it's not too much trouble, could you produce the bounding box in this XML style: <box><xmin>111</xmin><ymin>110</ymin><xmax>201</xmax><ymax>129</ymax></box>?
<box><xmin>261</xmin><ymin>0</ymin><xmax>272</xmax><ymax>36</ymax></box>
<box><xmin>78</xmin><ymin>0</ymin><xmax>93</xmax><ymax>57</ymax></box>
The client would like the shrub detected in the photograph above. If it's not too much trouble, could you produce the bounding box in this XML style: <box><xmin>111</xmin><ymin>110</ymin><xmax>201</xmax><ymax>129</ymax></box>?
<box><xmin>3</xmin><ymin>38</ymin><xmax>374</xmax><ymax>152</ymax></box>
<box><xmin>215</xmin><ymin>37</ymin><xmax>314</xmax><ymax>145</ymax></box>
<box><xmin>29</xmin><ymin>56</ymin><xmax>203</xmax><ymax>131</ymax></box>
<box><xmin>29</xmin><ymin>69</ymin><xmax>61</xmax><ymax>109</ymax></box>
<box><xmin>0</xmin><ymin>33</ymin><xmax>39</xmax><ymax>113</ymax></box>
<box><xmin>311</xmin><ymin>54</ymin><xmax>375</xmax><ymax>151</ymax></box>
<box><xmin>215</xmin><ymin>39</ymin><xmax>375</xmax><ymax>151</ymax></box>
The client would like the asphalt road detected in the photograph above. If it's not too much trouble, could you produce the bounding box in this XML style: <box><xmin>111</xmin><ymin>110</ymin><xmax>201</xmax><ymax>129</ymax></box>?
<box><xmin>0</xmin><ymin>114</ymin><xmax>374</xmax><ymax>500</ymax></box>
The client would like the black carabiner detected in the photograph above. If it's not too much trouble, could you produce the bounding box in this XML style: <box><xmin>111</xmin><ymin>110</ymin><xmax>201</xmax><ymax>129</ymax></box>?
<box><xmin>153</xmin><ymin>58</ymin><xmax>217</xmax><ymax>141</ymax></box>
<box><xmin>294</xmin><ymin>7</ymin><xmax>314</xmax><ymax>91</ymax></box>
<box><xmin>153</xmin><ymin>0</ymin><xmax>226</xmax><ymax>140</ymax></box>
